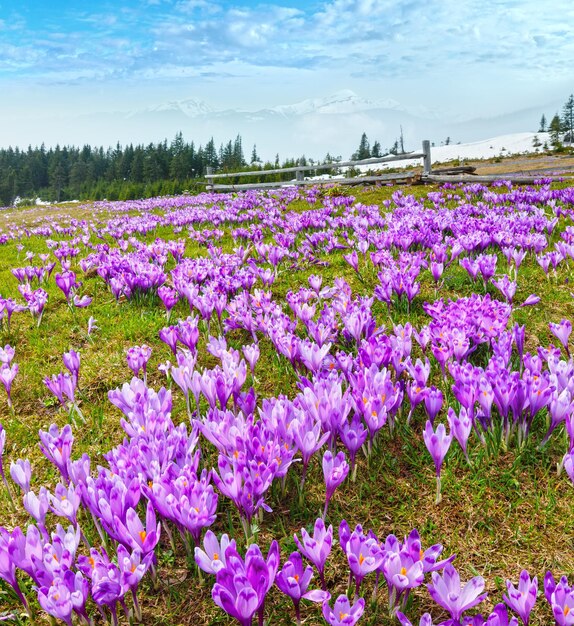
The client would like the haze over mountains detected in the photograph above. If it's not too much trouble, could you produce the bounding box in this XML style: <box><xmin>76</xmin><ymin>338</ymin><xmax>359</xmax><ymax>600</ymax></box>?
<box><xmin>4</xmin><ymin>89</ymin><xmax>560</xmax><ymax>160</ymax></box>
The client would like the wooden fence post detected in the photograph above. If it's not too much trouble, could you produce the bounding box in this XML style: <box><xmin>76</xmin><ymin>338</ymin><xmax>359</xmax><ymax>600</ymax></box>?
<box><xmin>206</xmin><ymin>166</ymin><xmax>214</xmax><ymax>190</ymax></box>
<box><xmin>422</xmin><ymin>140</ymin><xmax>432</xmax><ymax>176</ymax></box>
<box><xmin>296</xmin><ymin>169</ymin><xmax>304</xmax><ymax>182</ymax></box>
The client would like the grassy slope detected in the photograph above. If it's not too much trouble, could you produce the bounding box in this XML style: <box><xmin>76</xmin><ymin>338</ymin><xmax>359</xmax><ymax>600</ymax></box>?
<box><xmin>0</xmin><ymin>182</ymin><xmax>573</xmax><ymax>625</ymax></box>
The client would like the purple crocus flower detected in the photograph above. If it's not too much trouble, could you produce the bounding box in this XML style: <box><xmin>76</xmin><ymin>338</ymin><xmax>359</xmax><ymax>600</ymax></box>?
<box><xmin>503</xmin><ymin>570</ymin><xmax>537</xmax><ymax>625</ymax></box>
<box><xmin>0</xmin><ymin>363</ymin><xmax>18</xmax><ymax>409</ymax></box>
<box><xmin>322</xmin><ymin>595</ymin><xmax>365</xmax><ymax>626</ymax></box>
<box><xmin>427</xmin><ymin>563</ymin><xmax>487</xmax><ymax>622</ymax></box>
<box><xmin>293</xmin><ymin>518</ymin><xmax>333</xmax><ymax>590</ymax></box>
<box><xmin>550</xmin><ymin>580</ymin><xmax>574</xmax><ymax>626</ymax></box>
<box><xmin>114</xmin><ymin>501</ymin><xmax>161</xmax><ymax>555</ymax></box>
<box><xmin>159</xmin><ymin>325</ymin><xmax>179</xmax><ymax>355</ymax></box>
<box><xmin>339</xmin><ymin>520</ymin><xmax>384</xmax><ymax>598</ymax></box>
<box><xmin>424</xmin><ymin>387</ymin><xmax>444</xmax><ymax>424</ymax></box>
<box><xmin>322</xmin><ymin>450</ymin><xmax>349</xmax><ymax>519</ymax></box>
<box><xmin>292</xmin><ymin>413</ymin><xmax>329</xmax><ymax>491</ymax></box>
<box><xmin>62</xmin><ymin>349</ymin><xmax>80</xmax><ymax>387</ymax></box>
<box><xmin>55</xmin><ymin>270</ymin><xmax>77</xmax><ymax>302</ymax></box>
<box><xmin>37</xmin><ymin>577</ymin><xmax>74</xmax><ymax>626</ymax></box>
<box><xmin>484</xmin><ymin>603</ymin><xmax>520</xmax><ymax>626</ymax></box>
<box><xmin>276</xmin><ymin>551</ymin><xmax>330</xmax><ymax>625</ymax></box>
<box><xmin>23</xmin><ymin>487</ymin><xmax>50</xmax><ymax>537</ymax></box>
<box><xmin>195</xmin><ymin>530</ymin><xmax>236</xmax><ymax>575</ymax></box>
<box><xmin>0</xmin><ymin>345</ymin><xmax>14</xmax><ymax>364</ymax></box>
<box><xmin>0</xmin><ymin>527</ymin><xmax>32</xmax><ymax>614</ymax></box>
<box><xmin>87</xmin><ymin>316</ymin><xmax>98</xmax><ymax>336</ymax></box>
<box><xmin>158</xmin><ymin>285</ymin><xmax>180</xmax><ymax>320</ymax></box>
<box><xmin>72</xmin><ymin>294</ymin><xmax>92</xmax><ymax>308</ymax></box>
<box><xmin>423</xmin><ymin>420</ymin><xmax>452</xmax><ymax>504</ymax></box>
<box><xmin>211</xmin><ymin>540</ymin><xmax>279</xmax><ymax>626</ymax></box>
<box><xmin>10</xmin><ymin>458</ymin><xmax>31</xmax><ymax>493</ymax></box>
<box><xmin>447</xmin><ymin>407</ymin><xmax>472</xmax><ymax>463</ymax></box>
<box><xmin>339</xmin><ymin>414</ymin><xmax>368</xmax><ymax>481</ymax></box>
<box><xmin>549</xmin><ymin>319</ymin><xmax>572</xmax><ymax>356</ymax></box>
<box><xmin>39</xmin><ymin>424</ymin><xmax>74</xmax><ymax>482</ymax></box>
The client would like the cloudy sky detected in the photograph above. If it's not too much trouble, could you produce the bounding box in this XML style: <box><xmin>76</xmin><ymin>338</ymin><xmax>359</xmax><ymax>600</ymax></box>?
<box><xmin>0</xmin><ymin>0</ymin><xmax>572</xmax><ymax>150</ymax></box>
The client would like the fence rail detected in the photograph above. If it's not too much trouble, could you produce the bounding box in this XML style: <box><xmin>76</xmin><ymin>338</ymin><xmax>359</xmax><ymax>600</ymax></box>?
<box><xmin>206</xmin><ymin>140</ymin><xmax>432</xmax><ymax>191</ymax></box>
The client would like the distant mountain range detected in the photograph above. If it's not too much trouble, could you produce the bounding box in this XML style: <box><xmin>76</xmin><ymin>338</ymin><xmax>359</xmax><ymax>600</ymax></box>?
<box><xmin>3</xmin><ymin>89</ymin><xmax>562</xmax><ymax>160</ymax></box>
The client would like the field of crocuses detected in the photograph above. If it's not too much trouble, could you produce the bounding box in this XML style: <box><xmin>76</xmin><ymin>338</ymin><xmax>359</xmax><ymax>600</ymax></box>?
<box><xmin>1</xmin><ymin>180</ymin><xmax>574</xmax><ymax>626</ymax></box>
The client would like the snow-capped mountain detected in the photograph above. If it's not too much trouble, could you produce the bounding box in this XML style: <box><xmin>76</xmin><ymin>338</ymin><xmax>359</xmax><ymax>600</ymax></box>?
<box><xmin>128</xmin><ymin>98</ymin><xmax>215</xmax><ymax>118</ymax></box>
<box><xmin>271</xmin><ymin>89</ymin><xmax>400</xmax><ymax>117</ymax></box>
<box><xmin>1</xmin><ymin>89</ymin><xmax>558</xmax><ymax>161</ymax></box>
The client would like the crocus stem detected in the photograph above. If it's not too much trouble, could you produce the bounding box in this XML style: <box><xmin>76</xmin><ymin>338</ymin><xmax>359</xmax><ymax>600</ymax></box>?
<box><xmin>132</xmin><ymin>590</ymin><xmax>142</xmax><ymax>622</ymax></box>
<box><xmin>435</xmin><ymin>475</ymin><xmax>442</xmax><ymax>505</ymax></box>
<box><xmin>258</xmin><ymin>602</ymin><xmax>265</xmax><ymax>626</ymax></box>
<box><xmin>322</xmin><ymin>497</ymin><xmax>330</xmax><ymax>521</ymax></box>
<box><xmin>351</xmin><ymin>459</ymin><xmax>358</xmax><ymax>483</ymax></box>
<box><xmin>320</xmin><ymin>569</ymin><xmax>327</xmax><ymax>591</ymax></box>
<box><xmin>294</xmin><ymin>601</ymin><xmax>301</xmax><ymax>626</ymax></box>
<box><xmin>163</xmin><ymin>522</ymin><xmax>178</xmax><ymax>555</ymax></box>
<box><xmin>1</xmin><ymin>475</ymin><xmax>16</xmax><ymax>511</ymax></box>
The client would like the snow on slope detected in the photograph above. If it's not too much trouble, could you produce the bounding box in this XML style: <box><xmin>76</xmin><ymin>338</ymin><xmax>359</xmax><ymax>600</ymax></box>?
<box><xmin>374</xmin><ymin>132</ymin><xmax>550</xmax><ymax>171</ymax></box>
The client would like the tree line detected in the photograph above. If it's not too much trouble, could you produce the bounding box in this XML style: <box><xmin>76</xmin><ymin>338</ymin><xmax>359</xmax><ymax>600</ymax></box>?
<box><xmin>0</xmin><ymin>126</ymin><xmax>414</xmax><ymax>206</ymax></box>
<box><xmin>0</xmin><ymin>132</ymin><xmax>282</xmax><ymax>206</ymax></box>
<box><xmin>537</xmin><ymin>94</ymin><xmax>574</xmax><ymax>149</ymax></box>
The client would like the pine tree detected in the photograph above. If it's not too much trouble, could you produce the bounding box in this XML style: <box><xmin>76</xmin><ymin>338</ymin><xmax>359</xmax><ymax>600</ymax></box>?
<box><xmin>539</xmin><ymin>114</ymin><xmax>547</xmax><ymax>132</ymax></box>
<box><xmin>352</xmin><ymin>132</ymin><xmax>371</xmax><ymax>160</ymax></box>
<box><xmin>251</xmin><ymin>144</ymin><xmax>260</xmax><ymax>164</ymax></box>
<box><xmin>371</xmin><ymin>141</ymin><xmax>382</xmax><ymax>158</ymax></box>
<box><xmin>549</xmin><ymin>113</ymin><xmax>563</xmax><ymax>149</ymax></box>
<box><xmin>562</xmin><ymin>95</ymin><xmax>574</xmax><ymax>144</ymax></box>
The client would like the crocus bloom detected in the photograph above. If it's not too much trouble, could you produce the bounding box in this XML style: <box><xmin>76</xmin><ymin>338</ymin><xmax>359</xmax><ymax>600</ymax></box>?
<box><xmin>0</xmin><ymin>345</ymin><xmax>14</xmax><ymax>364</ymax></box>
<box><xmin>550</xmin><ymin>319</ymin><xmax>572</xmax><ymax>356</ymax></box>
<box><xmin>322</xmin><ymin>450</ymin><xmax>349</xmax><ymax>519</ymax></box>
<box><xmin>39</xmin><ymin>424</ymin><xmax>74</xmax><ymax>482</ymax></box>
<box><xmin>293</xmin><ymin>518</ymin><xmax>333</xmax><ymax>589</ymax></box>
<box><xmin>87</xmin><ymin>316</ymin><xmax>98</xmax><ymax>336</ymax></box>
<box><xmin>484</xmin><ymin>603</ymin><xmax>520</xmax><ymax>626</ymax></box>
<box><xmin>503</xmin><ymin>570</ymin><xmax>537</xmax><ymax>625</ymax></box>
<box><xmin>396</xmin><ymin>613</ymin><xmax>439</xmax><ymax>626</ymax></box>
<box><xmin>427</xmin><ymin>563</ymin><xmax>487</xmax><ymax>622</ymax></box>
<box><xmin>447</xmin><ymin>407</ymin><xmax>472</xmax><ymax>462</ymax></box>
<box><xmin>211</xmin><ymin>540</ymin><xmax>279</xmax><ymax>626</ymax></box>
<box><xmin>339</xmin><ymin>520</ymin><xmax>384</xmax><ymax>597</ymax></box>
<box><xmin>73</xmin><ymin>294</ymin><xmax>92</xmax><ymax>308</ymax></box>
<box><xmin>10</xmin><ymin>458</ymin><xmax>31</xmax><ymax>493</ymax></box>
<box><xmin>0</xmin><ymin>363</ymin><xmax>18</xmax><ymax>409</ymax></box>
<box><xmin>322</xmin><ymin>595</ymin><xmax>365</xmax><ymax>626</ymax></box>
<box><xmin>37</xmin><ymin>577</ymin><xmax>74</xmax><ymax>626</ymax></box>
<box><xmin>62</xmin><ymin>350</ymin><xmax>80</xmax><ymax>387</ymax></box>
<box><xmin>276</xmin><ymin>552</ymin><xmax>330</xmax><ymax>625</ymax></box>
<box><xmin>195</xmin><ymin>531</ymin><xmax>236</xmax><ymax>575</ymax></box>
<box><xmin>423</xmin><ymin>420</ymin><xmax>452</xmax><ymax>504</ymax></box>
<box><xmin>550</xmin><ymin>581</ymin><xmax>574</xmax><ymax>626</ymax></box>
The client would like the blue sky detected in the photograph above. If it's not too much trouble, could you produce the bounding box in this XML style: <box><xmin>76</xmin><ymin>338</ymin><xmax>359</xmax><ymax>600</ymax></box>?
<box><xmin>0</xmin><ymin>0</ymin><xmax>573</xmax><ymax>148</ymax></box>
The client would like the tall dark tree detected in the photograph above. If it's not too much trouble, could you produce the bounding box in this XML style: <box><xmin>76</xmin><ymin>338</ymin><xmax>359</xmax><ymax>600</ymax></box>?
<box><xmin>562</xmin><ymin>95</ymin><xmax>574</xmax><ymax>143</ymax></box>
<box><xmin>549</xmin><ymin>113</ymin><xmax>563</xmax><ymax>148</ymax></box>
<box><xmin>352</xmin><ymin>132</ymin><xmax>371</xmax><ymax>160</ymax></box>
<box><xmin>539</xmin><ymin>114</ymin><xmax>547</xmax><ymax>132</ymax></box>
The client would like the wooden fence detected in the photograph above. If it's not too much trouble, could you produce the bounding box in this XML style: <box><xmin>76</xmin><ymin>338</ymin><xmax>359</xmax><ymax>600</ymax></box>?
<box><xmin>206</xmin><ymin>141</ymin><xmax>432</xmax><ymax>191</ymax></box>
